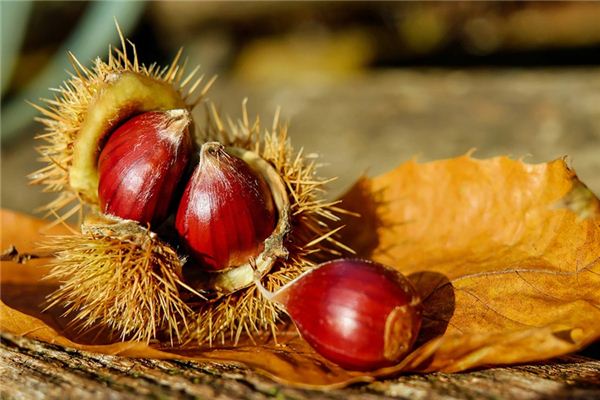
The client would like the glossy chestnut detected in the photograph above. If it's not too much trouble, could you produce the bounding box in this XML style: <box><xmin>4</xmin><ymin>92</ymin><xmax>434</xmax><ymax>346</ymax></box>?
<box><xmin>97</xmin><ymin>109</ymin><xmax>192</xmax><ymax>226</ymax></box>
<box><xmin>257</xmin><ymin>258</ymin><xmax>422</xmax><ymax>371</ymax></box>
<box><xmin>175</xmin><ymin>142</ymin><xmax>276</xmax><ymax>271</ymax></box>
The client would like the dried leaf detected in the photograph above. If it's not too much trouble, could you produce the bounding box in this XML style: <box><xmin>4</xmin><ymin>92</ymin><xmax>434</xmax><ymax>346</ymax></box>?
<box><xmin>1</xmin><ymin>155</ymin><xmax>599</xmax><ymax>388</ymax></box>
<box><xmin>340</xmin><ymin>155</ymin><xmax>600</xmax><ymax>372</ymax></box>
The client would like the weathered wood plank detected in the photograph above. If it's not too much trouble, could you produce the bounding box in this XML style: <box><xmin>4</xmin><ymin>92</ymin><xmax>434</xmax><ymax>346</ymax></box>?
<box><xmin>1</xmin><ymin>333</ymin><xmax>599</xmax><ymax>399</ymax></box>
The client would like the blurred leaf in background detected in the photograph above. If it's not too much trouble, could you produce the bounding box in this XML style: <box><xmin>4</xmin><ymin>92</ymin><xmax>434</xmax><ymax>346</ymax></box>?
<box><xmin>1</xmin><ymin>1</ymin><xmax>145</xmax><ymax>143</ymax></box>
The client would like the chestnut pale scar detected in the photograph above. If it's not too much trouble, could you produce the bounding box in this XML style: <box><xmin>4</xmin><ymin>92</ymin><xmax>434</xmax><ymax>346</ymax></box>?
<box><xmin>383</xmin><ymin>305</ymin><xmax>412</xmax><ymax>361</ymax></box>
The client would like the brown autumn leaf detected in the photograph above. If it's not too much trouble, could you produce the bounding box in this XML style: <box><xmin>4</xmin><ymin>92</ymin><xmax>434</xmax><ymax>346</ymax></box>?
<box><xmin>1</xmin><ymin>155</ymin><xmax>599</xmax><ymax>389</ymax></box>
<box><xmin>340</xmin><ymin>155</ymin><xmax>600</xmax><ymax>372</ymax></box>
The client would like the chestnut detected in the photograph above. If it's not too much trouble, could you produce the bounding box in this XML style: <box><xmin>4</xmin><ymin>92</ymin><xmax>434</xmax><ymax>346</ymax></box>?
<box><xmin>97</xmin><ymin>109</ymin><xmax>192</xmax><ymax>226</ymax></box>
<box><xmin>175</xmin><ymin>142</ymin><xmax>277</xmax><ymax>271</ymax></box>
<box><xmin>256</xmin><ymin>258</ymin><xmax>422</xmax><ymax>371</ymax></box>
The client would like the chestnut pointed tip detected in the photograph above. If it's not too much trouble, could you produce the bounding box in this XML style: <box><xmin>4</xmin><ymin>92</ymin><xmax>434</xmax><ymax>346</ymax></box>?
<box><xmin>164</xmin><ymin>108</ymin><xmax>190</xmax><ymax>124</ymax></box>
<box><xmin>166</xmin><ymin>108</ymin><xmax>188</xmax><ymax>118</ymax></box>
<box><xmin>198</xmin><ymin>142</ymin><xmax>232</xmax><ymax>170</ymax></box>
<box><xmin>200</xmin><ymin>141</ymin><xmax>225</xmax><ymax>157</ymax></box>
<box><xmin>160</xmin><ymin>109</ymin><xmax>191</xmax><ymax>142</ymax></box>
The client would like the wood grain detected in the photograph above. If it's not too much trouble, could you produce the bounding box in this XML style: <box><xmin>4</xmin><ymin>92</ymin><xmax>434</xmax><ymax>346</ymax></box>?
<box><xmin>2</xmin><ymin>332</ymin><xmax>599</xmax><ymax>399</ymax></box>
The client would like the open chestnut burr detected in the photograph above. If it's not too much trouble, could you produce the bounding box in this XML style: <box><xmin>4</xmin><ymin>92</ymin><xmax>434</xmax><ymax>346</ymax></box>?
<box><xmin>31</xmin><ymin>29</ymin><xmax>348</xmax><ymax>346</ymax></box>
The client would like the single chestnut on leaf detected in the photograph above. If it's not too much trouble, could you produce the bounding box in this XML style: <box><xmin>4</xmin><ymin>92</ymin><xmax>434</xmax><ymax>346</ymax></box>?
<box><xmin>256</xmin><ymin>258</ymin><xmax>423</xmax><ymax>371</ymax></box>
<box><xmin>98</xmin><ymin>109</ymin><xmax>192</xmax><ymax>226</ymax></box>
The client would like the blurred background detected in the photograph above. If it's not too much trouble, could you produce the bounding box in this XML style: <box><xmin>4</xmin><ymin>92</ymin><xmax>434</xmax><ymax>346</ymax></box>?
<box><xmin>2</xmin><ymin>1</ymin><xmax>600</xmax><ymax>214</ymax></box>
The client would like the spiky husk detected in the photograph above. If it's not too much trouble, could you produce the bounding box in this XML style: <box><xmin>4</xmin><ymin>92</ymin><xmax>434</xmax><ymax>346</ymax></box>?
<box><xmin>29</xmin><ymin>26</ymin><xmax>354</xmax><ymax>347</ymax></box>
<box><xmin>41</xmin><ymin>217</ymin><xmax>194</xmax><ymax>344</ymax></box>
<box><xmin>29</xmin><ymin>25</ymin><xmax>213</xmax><ymax>227</ymax></box>
<box><xmin>187</xmin><ymin>103</ymin><xmax>355</xmax><ymax>345</ymax></box>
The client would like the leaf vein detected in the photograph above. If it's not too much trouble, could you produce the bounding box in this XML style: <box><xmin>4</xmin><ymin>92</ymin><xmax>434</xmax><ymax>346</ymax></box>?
<box><xmin>457</xmin><ymin>287</ymin><xmax>535</xmax><ymax>329</ymax></box>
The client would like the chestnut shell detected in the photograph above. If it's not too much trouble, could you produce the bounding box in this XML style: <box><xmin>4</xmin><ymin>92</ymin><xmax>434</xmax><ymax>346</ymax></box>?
<box><xmin>175</xmin><ymin>142</ymin><xmax>277</xmax><ymax>271</ymax></box>
<box><xmin>278</xmin><ymin>259</ymin><xmax>422</xmax><ymax>371</ymax></box>
<box><xmin>97</xmin><ymin>110</ymin><xmax>192</xmax><ymax>226</ymax></box>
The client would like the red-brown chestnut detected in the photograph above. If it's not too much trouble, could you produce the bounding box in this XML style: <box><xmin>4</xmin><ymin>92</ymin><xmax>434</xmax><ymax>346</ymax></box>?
<box><xmin>175</xmin><ymin>142</ymin><xmax>277</xmax><ymax>271</ymax></box>
<box><xmin>97</xmin><ymin>109</ymin><xmax>192</xmax><ymax>226</ymax></box>
<box><xmin>256</xmin><ymin>259</ymin><xmax>423</xmax><ymax>371</ymax></box>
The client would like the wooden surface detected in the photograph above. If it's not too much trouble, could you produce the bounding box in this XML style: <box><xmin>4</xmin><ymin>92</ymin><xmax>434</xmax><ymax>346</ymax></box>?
<box><xmin>1</xmin><ymin>332</ymin><xmax>599</xmax><ymax>399</ymax></box>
